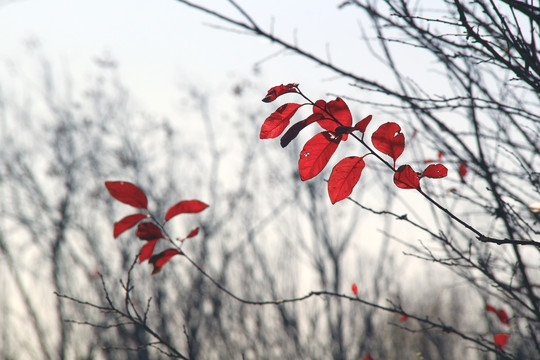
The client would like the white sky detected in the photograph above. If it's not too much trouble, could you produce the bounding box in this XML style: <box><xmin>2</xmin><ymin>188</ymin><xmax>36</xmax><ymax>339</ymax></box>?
<box><xmin>0</xmin><ymin>0</ymin><xmax>381</xmax><ymax>118</ymax></box>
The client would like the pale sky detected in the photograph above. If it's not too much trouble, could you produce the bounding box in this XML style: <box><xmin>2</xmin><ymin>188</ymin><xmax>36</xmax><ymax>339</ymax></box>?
<box><xmin>0</xmin><ymin>0</ymin><xmax>381</xmax><ymax>118</ymax></box>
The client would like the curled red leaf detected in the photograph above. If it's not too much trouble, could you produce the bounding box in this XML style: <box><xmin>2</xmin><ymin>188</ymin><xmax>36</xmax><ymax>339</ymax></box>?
<box><xmin>260</xmin><ymin>103</ymin><xmax>302</xmax><ymax>139</ymax></box>
<box><xmin>298</xmin><ymin>131</ymin><xmax>342</xmax><ymax>181</ymax></box>
<box><xmin>262</xmin><ymin>83</ymin><xmax>298</xmax><ymax>103</ymax></box>
<box><xmin>280</xmin><ymin>113</ymin><xmax>323</xmax><ymax>148</ymax></box>
<box><xmin>139</xmin><ymin>239</ymin><xmax>159</xmax><ymax>263</ymax></box>
<box><xmin>149</xmin><ymin>249</ymin><xmax>182</xmax><ymax>274</ymax></box>
<box><xmin>328</xmin><ymin>156</ymin><xmax>365</xmax><ymax>204</ymax></box>
<box><xmin>105</xmin><ymin>181</ymin><xmax>148</xmax><ymax>209</ymax></box>
<box><xmin>335</xmin><ymin>126</ymin><xmax>355</xmax><ymax>134</ymax></box>
<box><xmin>394</xmin><ymin>165</ymin><xmax>420</xmax><ymax>189</ymax></box>
<box><xmin>165</xmin><ymin>200</ymin><xmax>209</xmax><ymax>222</ymax></box>
<box><xmin>399</xmin><ymin>315</ymin><xmax>408</xmax><ymax>322</ymax></box>
<box><xmin>421</xmin><ymin>164</ymin><xmax>448</xmax><ymax>179</ymax></box>
<box><xmin>351</xmin><ymin>283</ymin><xmax>358</xmax><ymax>295</ymax></box>
<box><xmin>494</xmin><ymin>333</ymin><xmax>510</xmax><ymax>348</ymax></box>
<box><xmin>371</xmin><ymin>122</ymin><xmax>405</xmax><ymax>166</ymax></box>
<box><xmin>113</xmin><ymin>213</ymin><xmax>147</xmax><ymax>238</ymax></box>
<box><xmin>136</xmin><ymin>222</ymin><xmax>164</xmax><ymax>241</ymax></box>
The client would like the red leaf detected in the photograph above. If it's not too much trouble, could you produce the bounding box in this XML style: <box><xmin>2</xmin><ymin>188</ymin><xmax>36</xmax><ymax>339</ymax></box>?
<box><xmin>328</xmin><ymin>156</ymin><xmax>366</xmax><ymax>204</ymax></box>
<box><xmin>280</xmin><ymin>113</ymin><xmax>323</xmax><ymax>148</ymax></box>
<box><xmin>421</xmin><ymin>164</ymin><xmax>448</xmax><ymax>179</ymax></box>
<box><xmin>354</xmin><ymin>115</ymin><xmax>373</xmax><ymax>133</ymax></box>
<box><xmin>459</xmin><ymin>161</ymin><xmax>468</xmax><ymax>181</ymax></box>
<box><xmin>186</xmin><ymin>227</ymin><xmax>199</xmax><ymax>239</ymax></box>
<box><xmin>371</xmin><ymin>122</ymin><xmax>405</xmax><ymax>166</ymax></box>
<box><xmin>438</xmin><ymin>151</ymin><xmax>444</xmax><ymax>160</ymax></box>
<box><xmin>363</xmin><ymin>355</ymin><xmax>374</xmax><ymax>360</ymax></box>
<box><xmin>165</xmin><ymin>200</ymin><xmax>209</xmax><ymax>222</ymax></box>
<box><xmin>113</xmin><ymin>213</ymin><xmax>147</xmax><ymax>238</ymax></box>
<box><xmin>139</xmin><ymin>239</ymin><xmax>159</xmax><ymax>263</ymax></box>
<box><xmin>262</xmin><ymin>83</ymin><xmax>298</xmax><ymax>103</ymax></box>
<box><xmin>494</xmin><ymin>333</ymin><xmax>509</xmax><ymax>348</ymax></box>
<box><xmin>149</xmin><ymin>249</ymin><xmax>182</xmax><ymax>274</ymax></box>
<box><xmin>497</xmin><ymin>309</ymin><xmax>510</xmax><ymax>325</ymax></box>
<box><xmin>351</xmin><ymin>283</ymin><xmax>358</xmax><ymax>295</ymax></box>
<box><xmin>399</xmin><ymin>315</ymin><xmax>408</xmax><ymax>322</ymax></box>
<box><xmin>335</xmin><ymin>126</ymin><xmax>355</xmax><ymax>134</ymax></box>
<box><xmin>314</xmin><ymin>98</ymin><xmax>352</xmax><ymax>138</ymax></box>
<box><xmin>487</xmin><ymin>305</ymin><xmax>510</xmax><ymax>325</ymax></box>
<box><xmin>394</xmin><ymin>165</ymin><xmax>420</xmax><ymax>189</ymax></box>
<box><xmin>260</xmin><ymin>103</ymin><xmax>302</xmax><ymax>139</ymax></box>
<box><xmin>105</xmin><ymin>181</ymin><xmax>148</xmax><ymax>209</ymax></box>
<box><xmin>298</xmin><ymin>131</ymin><xmax>342</xmax><ymax>181</ymax></box>
<box><xmin>136</xmin><ymin>222</ymin><xmax>164</xmax><ymax>241</ymax></box>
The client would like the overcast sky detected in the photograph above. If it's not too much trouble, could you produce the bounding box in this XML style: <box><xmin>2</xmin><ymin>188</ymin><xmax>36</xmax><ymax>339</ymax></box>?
<box><xmin>0</xmin><ymin>0</ymin><xmax>382</xmax><ymax>119</ymax></box>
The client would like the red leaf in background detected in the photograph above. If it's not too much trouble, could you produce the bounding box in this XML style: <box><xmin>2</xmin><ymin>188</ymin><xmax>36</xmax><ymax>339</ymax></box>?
<box><xmin>186</xmin><ymin>227</ymin><xmax>200</xmax><ymax>239</ymax></box>
<box><xmin>298</xmin><ymin>131</ymin><xmax>342</xmax><ymax>181</ymax></box>
<box><xmin>421</xmin><ymin>164</ymin><xmax>448</xmax><ymax>179</ymax></box>
<box><xmin>136</xmin><ymin>222</ymin><xmax>164</xmax><ymax>240</ymax></box>
<box><xmin>139</xmin><ymin>239</ymin><xmax>159</xmax><ymax>263</ymax></box>
<box><xmin>149</xmin><ymin>249</ymin><xmax>182</xmax><ymax>274</ymax></box>
<box><xmin>328</xmin><ymin>156</ymin><xmax>366</xmax><ymax>204</ymax></box>
<box><xmin>363</xmin><ymin>354</ymin><xmax>374</xmax><ymax>360</ymax></box>
<box><xmin>371</xmin><ymin>122</ymin><xmax>405</xmax><ymax>166</ymax></box>
<box><xmin>262</xmin><ymin>83</ymin><xmax>298</xmax><ymax>103</ymax></box>
<box><xmin>314</xmin><ymin>98</ymin><xmax>352</xmax><ymax>139</ymax></box>
<box><xmin>486</xmin><ymin>305</ymin><xmax>510</xmax><ymax>325</ymax></box>
<box><xmin>280</xmin><ymin>113</ymin><xmax>323</xmax><ymax>148</ymax></box>
<box><xmin>260</xmin><ymin>103</ymin><xmax>302</xmax><ymax>139</ymax></box>
<box><xmin>352</xmin><ymin>283</ymin><xmax>358</xmax><ymax>295</ymax></box>
<box><xmin>497</xmin><ymin>309</ymin><xmax>510</xmax><ymax>325</ymax></box>
<box><xmin>165</xmin><ymin>200</ymin><xmax>209</xmax><ymax>222</ymax></box>
<box><xmin>459</xmin><ymin>161</ymin><xmax>468</xmax><ymax>181</ymax></box>
<box><xmin>354</xmin><ymin>115</ymin><xmax>373</xmax><ymax>133</ymax></box>
<box><xmin>438</xmin><ymin>151</ymin><xmax>444</xmax><ymax>160</ymax></box>
<box><xmin>394</xmin><ymin>165</ymin><xmax>420</xmax><ymax>189</ymax></box>
<box><xmin>494</xmin><ymin>333</ymin><xmax>509</xmax><ymax>348</ymax></box>
<box><xmin>113</xmin><ymin>213</ymin><xmax>147</xmax><ymax>238</ymax></box>
<box><xmin>105</xmin><ymin>181</ymin><xmax>148</xmax><ymax>209</ymax></box>
<box><xmin>399</xmin><ymin>315</ymin><xmax>408</xmax><ymax>322</ymax></box>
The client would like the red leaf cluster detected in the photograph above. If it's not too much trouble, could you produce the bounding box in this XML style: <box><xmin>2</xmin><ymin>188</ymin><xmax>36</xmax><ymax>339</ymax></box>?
<box><xmin>261</xmin><ymin>85</ymin><xmax>448</xmax><ymax>203</ymax></box>
<box><xmin>105</xmin><ymin>181</ymin><xmax>208</xmax><ymax>274</ymax></box>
